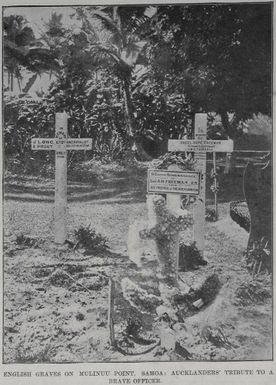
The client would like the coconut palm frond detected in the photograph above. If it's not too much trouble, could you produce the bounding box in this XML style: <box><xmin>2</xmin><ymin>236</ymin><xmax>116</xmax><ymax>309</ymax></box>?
<box><xmin>22</xmin><ymin>73</ymin><xmax>38</xmax><ymax>93</ymax></box>
<box><xmin>25</xmin><ymin>46</ymin><xmax>60</xmax><ymax>73</ymax></box>
<box><xmin>89</xmin><ymin>43</ymin><xmax>120</xmax><ymax>64</ymax></box>
<box><xmin>89</xmin><ymin>43</ymin><xmax>132</xmax><ymax>79</ymax></box>
<box><xmin>90</xmin><ymin>9</ymin><xmax>121</xmax><ymax>34</ymax></box>
<box><xmin>132</xmin><ymin>67</ymin><xmax>150</xmax><ymax>93</ymax></box>
<box><xmin>129</xmin><ymin>15</ymin><xmax>150</xmax><ymax>34</ymax></box>
<box><xmin>125</xmin><ymin>6</ymin><xmax>156</xmax><ymax>35</ymax></box>
<box><xmin>4</xmin><ymin>39</ymin><xmax>29</xmax><ymax>57</ymax></box>
<box><xmin>89</xmin><ymin>9</ymin><xmax>123</xmax><ymax>47</ymax></box>
<box><xmin>122</xmin><ymin>40</ymin><xmax>147</xmax><ymax>66</ymax></box>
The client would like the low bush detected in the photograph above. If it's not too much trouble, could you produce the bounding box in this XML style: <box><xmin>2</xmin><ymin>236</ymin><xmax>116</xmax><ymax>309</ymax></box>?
<box><xmin>74</xmin><ymin>224</ymin><xmax>109</xmax><ymax>252</ymax></box>
<box><xmin>235</xmin><ymin>278</ymin><xmax>272</xmax><ymax>306</ymax></box>
<box><xmin>205</xmin><ymin>207</ymin><xmax>217</xmax><ymax>222</ymax></box>
<box><xmin>15</xmin><ymin>233</ymin><xmax>39</xmax><ymax>248</ymax></box>
<box><xmin>230</xmin><ymin>201</ymin><xmax>250</xmax><ymax>232</ymax></box>
<box><xmin>179</xmin><ymin>242</ymin><xmax>207</xmax><ymax>271</ymax></box>
<box><xmin>245</xmin><ymin>238</ymin><xmax>271</xmax><ymax>273</ymax></box>
<box><xmin>15</xmin><ymin>341</ymin><xmax>56</xmax><ymax>363</ymax></box>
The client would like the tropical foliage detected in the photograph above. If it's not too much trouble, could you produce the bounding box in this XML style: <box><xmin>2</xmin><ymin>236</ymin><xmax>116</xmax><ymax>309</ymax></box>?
<box><xmin>3</xmin><ymin>4</ymin><xmax>272</xmax><ymax>171</ymax></box>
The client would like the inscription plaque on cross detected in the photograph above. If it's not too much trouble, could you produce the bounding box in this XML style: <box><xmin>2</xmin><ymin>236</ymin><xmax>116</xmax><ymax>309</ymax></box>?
<box><xmin>168</xmin><ymin>113</ymin><xmax>234</xmax><ymax>255</ymax></box>
<box><xmin>31</xmin><ymin>112</ymin><xmax>92</xmax><ymax>244</ymax></box>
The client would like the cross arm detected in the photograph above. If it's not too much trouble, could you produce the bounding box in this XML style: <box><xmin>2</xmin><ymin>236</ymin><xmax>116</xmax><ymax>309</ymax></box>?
<box><xmin>168</xmin><ymin>139</ymin><xmax>234</xmax><ymax>153</ymax></box>
<box><xmin>31</xmin><ymin>138</ymin><xmax>92</xmax><ymax>151</ymax></box>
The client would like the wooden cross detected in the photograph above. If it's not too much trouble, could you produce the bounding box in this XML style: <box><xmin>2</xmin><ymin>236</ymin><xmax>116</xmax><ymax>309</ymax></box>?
<box><xmin>147</xmin><ymin>166</ymin><xmax>200</xmax><ymax>280</ymax></box>
<box><xmin>168</xmin><ymin>113</ymin><xmax>234</xmax><ymax>255</ymax></box>
<box><xmin>31</xmin><ymin>112</ymin><xmax>92</xmax><ymax>244</ymax></box>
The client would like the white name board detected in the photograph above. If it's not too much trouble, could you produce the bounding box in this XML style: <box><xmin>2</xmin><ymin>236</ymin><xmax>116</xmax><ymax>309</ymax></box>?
<box><xmin>147</xmin><ymin>169</ymin><xmax>200</xmax><ymax>195</ymax></box>
<box><xmin>168</xmin><ymin>139</ymin><xmax>233</xmax><ymax>153</ymax></box>
<box><xmin>66</xmin><ymin>139</ymin><xmax>92</xmax><ymax>150</ymax></box>
<box><xmin>31</xmin><ymin>138</ymin><xmax>92</xmax><ymax>150</ymax></box>
<box><xmin>31</xmin><ymin>138</ymin><xmax>55</xmax><ymax>150</ymax></box>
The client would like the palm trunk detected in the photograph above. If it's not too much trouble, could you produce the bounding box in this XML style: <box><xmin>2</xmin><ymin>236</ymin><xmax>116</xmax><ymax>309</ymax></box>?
<box><xmin>9</xmin><ymin>71</ymin><xmax>14</xmax><ymax>92</ymax></box>
<box><xmin>220</xmin><ymin>111</ymin><xmax>231</xmax><ymax>137</ymax></box>
<box><xmin>17</xmin><ymin>76</ymin><xmax>21</xmax><ymax>92</ymax></box>
<box><xmin>122</xmin><ymin>79</ymin><xmax>135</xmax><ymax>139</ymax></box>
<box><xmin>220</xmin><ymin>111</ymin><xmax>234</xmax><ymax>174</ymax></box>
<box><xmin>122</xmin><ymin>79</ymin><xmax>152</xmax><ymax>161</ymax></box>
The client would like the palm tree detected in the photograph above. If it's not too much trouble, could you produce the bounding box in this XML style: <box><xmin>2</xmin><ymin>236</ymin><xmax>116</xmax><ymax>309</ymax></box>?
<box><xmin>3</xmin><ymin>15</ymin><xmax>35</xmax><ymax>91</ymax></box>
<box><xmin>74</xmin><ymin>6</ymin><xmax>155</xmax><ymax>159</ymax></box>
<box><xmin>3</xmin><ymin>14</ymin><xmax>60</xmax><ymax>95</ymax></box>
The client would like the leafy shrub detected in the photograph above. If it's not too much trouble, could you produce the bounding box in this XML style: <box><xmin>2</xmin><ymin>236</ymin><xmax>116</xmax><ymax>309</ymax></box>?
<box><xmin>235</xmin><ymin>278</ymin><xmax>272</xmax><ymax>306</ymax></box>
<box><xmin>205</xmin><ymin>207</ymin><xmax>217</xmax><ymax>222</ymax></box>
<box><xmin>246</xmin><ymin>113</ymin><xmax>272</xmax><ymax>141</ymax></box>
<box><xmin>230</xmin><ymin>201</ymin><xmax>250</xmax><ymax>232</ymax></box>
<box><xmin>245</xmin><ymin>238</ymin><xmax>271</xmax><ymax>273</ymax></box>
<box><xmin>48</xmin><ymin>269</ymin><xmax>72</xmax><ymax>287</ymax></box>
<box><xmin>15</xmin><ymin>233</ymin><xmax>38</xmax><ymax>247</ymax></box>
<box><xmin>179</xmin><ymin>242</ymin><xmax>207</xmax><ymax>271</ymax></box>
<box><xmin>3</xmin><ymin>70</ymin><xmax>128</xmax><ymax>174</ymax></box>
<box><xmin>4</xmin><ymin>94</ymin><xmax>56</xmax><ymax>174</ymax></box>
<box><xmin>125</xmin><ymin>317</ymin><xmax>142</xmax><ymax>337</ymax></box>
<box><xmin>74</xmin><ymin>224</ymin><xmax>109</xmax><ymax>251</ymax></box>
<box><xmin>15</xmin><ymin>341</ymin><xmax>56</xmax><ymax>363</ymax></box>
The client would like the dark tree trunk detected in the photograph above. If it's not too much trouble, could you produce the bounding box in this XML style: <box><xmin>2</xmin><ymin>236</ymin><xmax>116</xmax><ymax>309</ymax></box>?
<box><xmin>122</xmin><ymin>79</ymin><xmax>152</xmax><ymax>161</ymax></box>
<box><xmin>220</xmin><ymin>111</ymin><xmax>240</xmax><ymax>139</ymax></box>
<box><xmin>122</xmin><ymin>79</ymin><xmax>135</xmax><ymax>138</ymax></box>
<box><xmin>220</xmin><ymin>111</ymin><xmax>232</xmax><ymax>137</ymax></box>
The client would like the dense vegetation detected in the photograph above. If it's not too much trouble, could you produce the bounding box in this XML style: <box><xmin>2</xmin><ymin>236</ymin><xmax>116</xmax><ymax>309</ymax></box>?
<box><xmin>3</xmin><ymin>4</ymin><xmax>272</xmax><ymax>170</ymax></box>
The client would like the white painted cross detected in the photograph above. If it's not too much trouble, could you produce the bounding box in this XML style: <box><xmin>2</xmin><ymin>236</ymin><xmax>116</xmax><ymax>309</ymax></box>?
<box><xmin>31</xmin><ymin>112</ymin><xmax>92</xmax><ymax>244</ymax></box>
<box><xmin>147</xmin><ymin>167</ymin><xmax>200</xmax><ymax>281</ymax></box>
<box><xmin>168</xmin><ymin>113</ymin><xmax>234</xmax><ymax>255</ymax></box>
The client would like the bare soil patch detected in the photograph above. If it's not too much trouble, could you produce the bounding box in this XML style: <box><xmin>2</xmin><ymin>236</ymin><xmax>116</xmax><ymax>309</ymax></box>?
<box><xmin>3</xmin><ymin>163</ymin><xmax>272</xmax><ymax>362</ymax></box>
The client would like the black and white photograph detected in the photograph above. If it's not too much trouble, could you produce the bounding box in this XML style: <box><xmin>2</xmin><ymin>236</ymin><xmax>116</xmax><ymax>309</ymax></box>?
<box><xmin>1</xmin><ymin>0</ymin><xmax>273</xmax><ymax>369</ymax></box>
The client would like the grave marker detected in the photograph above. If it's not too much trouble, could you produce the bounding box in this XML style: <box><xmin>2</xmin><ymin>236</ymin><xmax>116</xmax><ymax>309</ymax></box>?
<box><xmin>193</xmin><ymin>114</ymin><xmax>207</xmax><ymax>254</ymax></box>
<box><xmin>146</xmin><ymin>163</ymin><xmax>198</xmax><ymax>281</ymax></box>
<box><xmin>55</xmin><ymin>113</ymin><xmax>67</xmax><ymax>244</ymax></box>
<box><xmin>142</xmin><ymin>194</ymin><xmax>193</xmax><ymax>285</ymax></box>
<box><xmin>145</xmin><ymin>114</ymin><xmax>233</xmax><ymax>278</ymax></box>
<box><xmin>147</xmin><ymin>169</ymin><xmax>200</xmax><ymax>195</ymax></box>
<box><xmin>168</xmin><ymin>139</ymin><xmax>233</xmax><ymax>152</ymax></box>
<box><xmin>147</xmin><ymin>165</ymin><xmax>200</xmax><ymax>282</ymax></box>
<box><xmin>168</xmin><ymin>113</ymin><xmax>234</xmax><ymax>255</ymax></box>
<box><xmin>166</xmin><ymin>164</ymin><xmax>183</xmax><ymax>281</ymax></box>
<box><xmin>31</xmin><ymin>112</ymin><xmax>92</xmax><ymax>244</ymax></box>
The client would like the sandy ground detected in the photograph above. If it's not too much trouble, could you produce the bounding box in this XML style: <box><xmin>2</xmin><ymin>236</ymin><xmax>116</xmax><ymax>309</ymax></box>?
<box><xmin>3</xmin><ymin>170</ymin><xmax>272</xmax><ymax>363</ymax></box>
